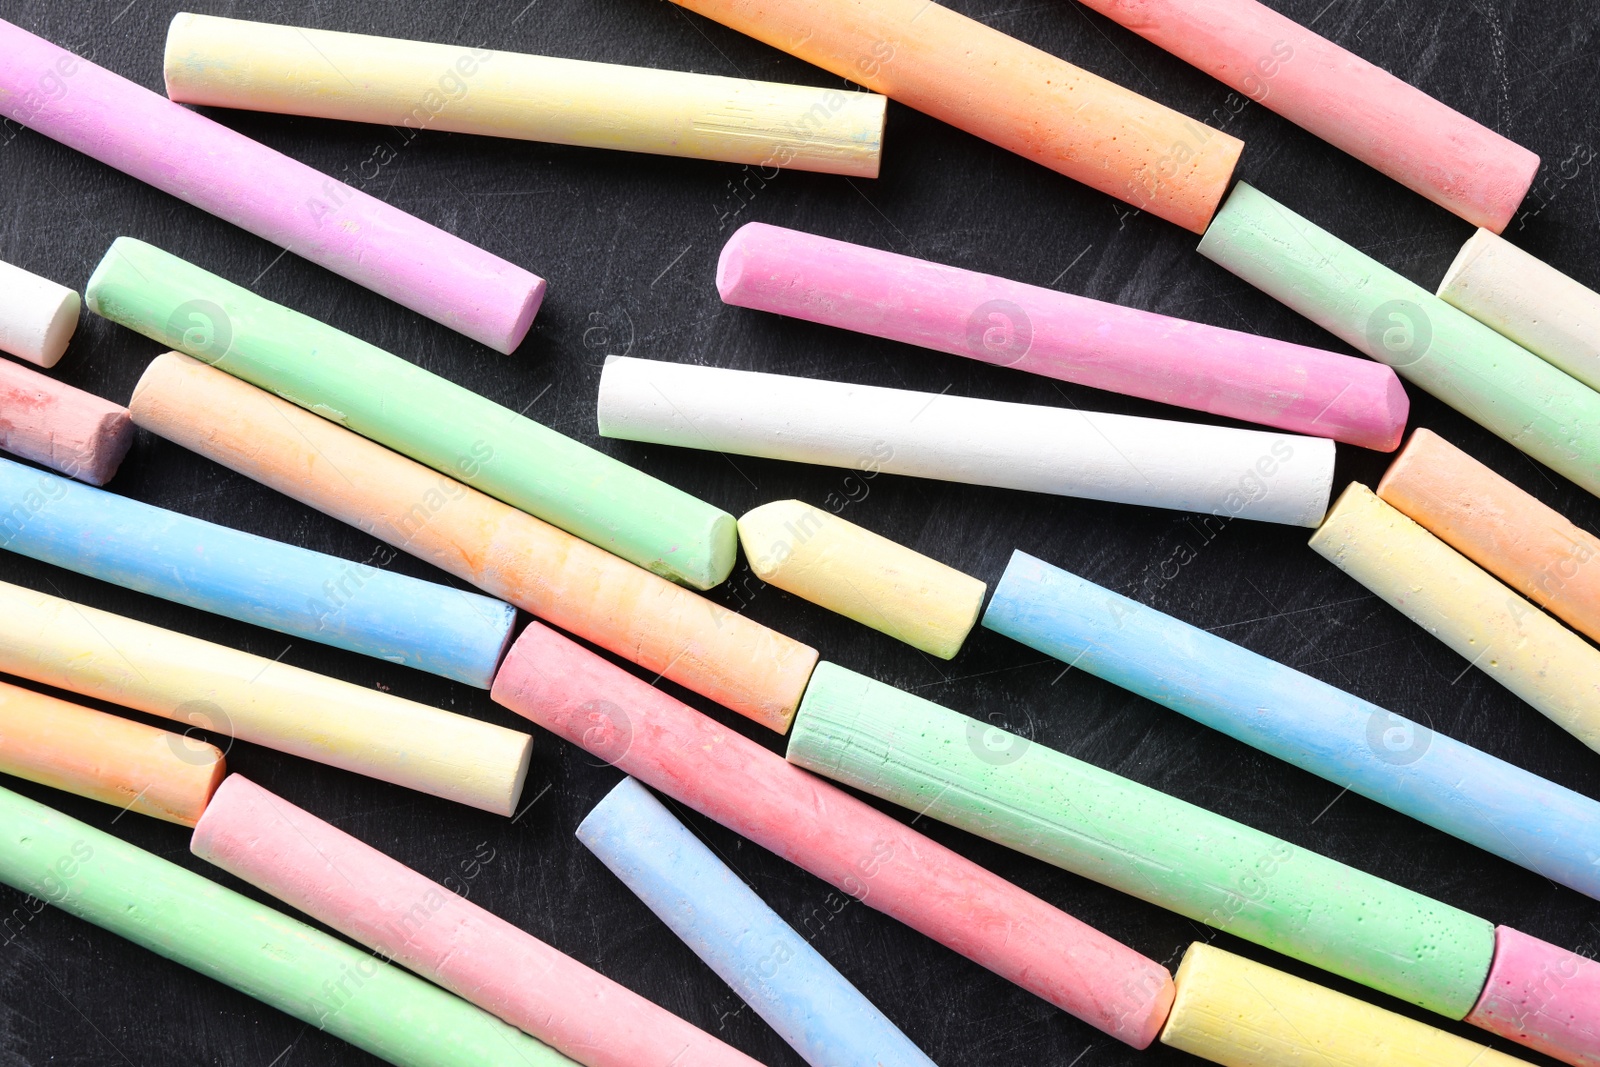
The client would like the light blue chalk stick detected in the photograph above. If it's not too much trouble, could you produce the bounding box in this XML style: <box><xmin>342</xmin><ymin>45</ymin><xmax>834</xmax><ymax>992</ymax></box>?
<box><xmin>983</xmin><ymin>548</ymin><xmax>1600</xmax><ymax>902</ymax></box>
<box><xmin>577</xmin><ymin>777</ymin><xmax>940</xmax><ymax>1067</ymax></box>
<box><xmin>0</xmin><ymin>455</ymin><xmax>515</xmax><ymax>687</ymax></box>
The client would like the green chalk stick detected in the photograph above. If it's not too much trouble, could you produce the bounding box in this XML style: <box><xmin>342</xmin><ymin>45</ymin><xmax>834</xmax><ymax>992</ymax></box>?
<box><xmin>0</xmin><ymin>784</ymin><xmax>572</xmax><ymax>1067</ymax></box>
<box><xmin>788</xmin><ymin>662</ymin><xmax>1495</xmax><ymax>1020</ymax></box>
<box><xmin>1198</xmin><ymin>183</ymin><xmax>1600</xmax><ymax>496</ymax></box>
<box><xmin>85</xmin><ymin>237</ymin><xmax>736</xmax><ymax>589</ymax></box>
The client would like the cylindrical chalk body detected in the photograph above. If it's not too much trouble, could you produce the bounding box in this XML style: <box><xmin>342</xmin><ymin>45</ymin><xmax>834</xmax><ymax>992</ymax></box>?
<box><xmin>982</xmin><ymin>550</ymin><xmax>1600</xmax><ymax>903</ymax></box>
<box><xmin>739</xmin><ymin>500</ymin><xmax>985</xmax><ymax>658</ymax></box>
<box><xmin>130</xmin><ymin>354</ymin><xmax>816</xmax><ymax>732</ymax></box>
<box><xmin>666</xmin><ymin>0</ymin><xmax>1242</xmax><ymax>232</ymax></box>
<box><xmin>0</xmin><ymin>455</ymin><xmax>514</xmax><ymax>687</ymax></box>
<box><xmin>1199</xmin><ymin>183</ymin><xmax>1600</xmax><ymax>497</ymax></box>
<box><xmin>1072</xmin><ymin>1</ymin><xmax>1538</xmax><ymax>231</ymax></box>
<box><xmin>0</xmin><ymin>259</ymin><xmax>78</xmax><ymax>367</ymax></box>
<box><xmin>0</xmin><ymin>358</ymin><xmax>131</xmax><ymax>484</ymax></box>
<box><xmin>1312</xmin><ymin>482</ymin><xmax>1600</xmax><ymax>753</ymax></box>
<box><xmin>1439</xmin><ymin>229</ymin><xmax>1600</xmax><ymax>390</ymax></box>
<box><xmin>0</xmin><ymin>580</ymin><xmax>531</xmax><ymax>815</ymax></box>
<box><xmin>0</xmin><ymin>678</ymin><xmax>222</xmax><ymax>825</ymax></box>
<box><xmin>1468</xmin><ymin>926</ymin><xmax>1600</xmax><ymax>1066</ymax></box>
<box><xmin>718</xmin><ymin>223</ymin><xmax>1407</xmax><ymax>450</ymax></box>
<box><xmin>577</xmin><ymin>778</ymin><xmax>939</xmax><ymax>1067</ymax></box>
<box><xmin>598</xmin><ymin>357</ymin><xmax>1334</xmax><ymax>526</ymax></box>
<box><xmin>89</xmin><ymin>240</ymin><xmax>735</xmax><ymax>590</ymax></box>
<box><xmin>1377</xmin><ymin>429</ymin><xmax>1600</xmax><ymax>646</ymax></box>
<box><xmin>193</xmin><ymin>775</ymin><xmax>761</xmax><ymax>1067</ymax></box>
<box><xmin>788</xmin><ymin>661</ymin><xmax>1494</xmax><ymax>1019</ymax></box>
<box><xmin>0</xmin><ymin>21</ymin><xmax>541</xmax><ymax>353</ymax></box>
<box><xmin>491</xmin><ymin>621</ymin><xmax>1176</xmax><ymax>1048</ymax></box>
<box><xmin>0</xmin><ymin>784</ymin><xmax>572</xmax><ymax>1067</ymax></box>
<box><xmin>1161</xmin><ymin>942</ymin><xmax>1531</xmax><ymax>1067</ymax></box>
<box><xmin>165</xmin><ymin>15</ymin><xmax>886</xmax><ymax>178</ymax></box>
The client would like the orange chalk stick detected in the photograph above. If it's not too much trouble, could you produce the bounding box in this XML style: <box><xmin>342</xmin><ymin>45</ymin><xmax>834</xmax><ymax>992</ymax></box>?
<box><xmin>0</xmin><ymin>678</ymin><xmax>223</xmax><ymax>825</ymax></box>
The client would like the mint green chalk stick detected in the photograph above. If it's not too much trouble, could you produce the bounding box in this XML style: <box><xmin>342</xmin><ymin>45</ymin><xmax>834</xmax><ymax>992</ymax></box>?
<box><xmin>85</xmin><ymin>237</ymin><xmax>736</xmax><ymax>589</ymax></box>
<box><xmin>1199</xmin><ymin>183</ymin><xmax>1600</xmax><ymax>496</ymax></box>
<box><xmin>788</xmin><ymin>662</ymin><xmax>1494</xmax><ymax>1020</ymax></box>
<box><xmin>0</xmin><ymin>784</ymin><xmax>571</xmax><ymax>1067</ymax></box>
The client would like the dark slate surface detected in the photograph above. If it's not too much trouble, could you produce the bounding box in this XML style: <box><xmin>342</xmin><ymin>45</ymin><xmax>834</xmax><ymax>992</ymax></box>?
<box><xmin>0</xmin><ymin>0</ymin><xmax>1594</xmax><ymax>1063</ymax></box>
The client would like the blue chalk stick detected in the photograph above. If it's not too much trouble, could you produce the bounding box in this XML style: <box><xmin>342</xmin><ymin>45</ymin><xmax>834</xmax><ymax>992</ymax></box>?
<box><xmin>984</xmin><ymin>549</ymin><xmax>1600</xmax><ymax>901</ymax></box>
<box><xmin>577</xmin><ymin>777</ymin><xmax>939</xmax><ymax>1067</ymax></box>
<box><xmin>0</xmin><ymin>455</ymin><xmax>515</xmax><ymax>687</ymax></box>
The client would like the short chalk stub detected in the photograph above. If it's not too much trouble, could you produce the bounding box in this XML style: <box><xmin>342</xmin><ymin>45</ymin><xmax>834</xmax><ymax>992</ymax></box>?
<box><xmin>739</xmin><ymin>500</ymin><xmax>985</xmax><ymax>658</ymax></box>
<box><xmin>577</xmin><ymin>778</ymin><xmax>940</xmax><ymax>1067</ymax></box>
<box><xmin>0</xmin><ymin>259</ymin><xmax>78</xmax><ymax>367</ymax></box>
<box><xmin>1467</xmin><ymin>926</ymin><xmax>1600</xmax><ymax>1066</ymax></box>
<box><xmin>599</xmin><ymin>357</ymin><xmax>1335</xmax><ymax>527</ymax></box>
<box><xmin>0</xmin><ymin>358</ymin><xmax>133</xmax><ymax>485</ymax></box>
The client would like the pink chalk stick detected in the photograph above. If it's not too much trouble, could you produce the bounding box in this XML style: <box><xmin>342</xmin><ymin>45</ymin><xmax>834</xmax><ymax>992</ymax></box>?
<box><xmin>490</xmin><ymin>621</ymin><xmax>1176</xmax><ymax>1049</ymax></box>
<box><xmin>191</xmin><ymin>774</ymin><xmax>761</xmax><ymax>1067</ymax></box>
<box><xmin>1467</xmin><ymin>925</ymin><xmax>1600</xmax><ymax>1066</ymax></box>
<box><xmin>718</xmin><ymin>223</ymin><xmax>1408</xmax><ymax>451</ymax></box>
<box><xmin>0</xmin><ymin>357</ymin><xmax>132</xmax><ymax>485</ymax></box>
<box><xmin>0</xmin><ymin>20</ymin><xmax>542</xmax><ymax>353</ymax></box>
<box><xmin>1073</xmin><ymin>0</ymin><xmax>1538</xmax><ymax>232</ymax></box>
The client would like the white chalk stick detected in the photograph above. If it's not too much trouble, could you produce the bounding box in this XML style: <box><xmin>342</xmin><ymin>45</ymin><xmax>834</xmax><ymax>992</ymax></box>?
<box><xmin>0</xmin><ymin>259</ymin><xmax>78</xmax><ymax>368</ymax></box>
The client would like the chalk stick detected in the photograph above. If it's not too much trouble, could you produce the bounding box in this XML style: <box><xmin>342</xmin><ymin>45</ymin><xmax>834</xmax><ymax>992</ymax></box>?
<box><xmin>130</xmin><ymin>353</ymin><xmax>815</xmax><ymax>732</ymax></box>
<box><xmin>0</xmin><ymin>21</ymin><xmax>541</xmax><ymax>353</ymax></box>
<box><xmin>739</xmin><ymin>500</ymin><xmax>985</xmax><ymax>658</ymax></box>
<box><xmin>0</xmin><ymin>357</ymin><xmax>131</xmax><ymax>484</ymax></box>
<box><xmin>982</xmin><ymin>549</ymin><xmax>1600</xmax><ymax>903</ymax></box>
<box><xmin>0</xmin><ymin>784</ymin><xmax>573</xmax><ymax>1067</ymax></box>
<box><xmin>1378</xmin><ymin>429</ymin><xmax>1600</xmax><ymax>647</ymax></box>
<box><xmin>578</xmin><ymin>778</ymin><xmax>940</xmax><ymax>1067</ymax></box>
<box><xmin>666</xmin><ymin>0</ymin><xmax>1241</xmax><ymax>232</ymax></box>
<box><xmin>599</xmin><ymin>357</ymin><xmax>1334</xmax><ymax>526</ymax></box>
<box><xmin>1312</xmin><ymin>482</ymin><xmax>1600</xmax><ymax>753</ymax></box>
<box><xmin>0</xmin><ymin>455</ymin><xmax>514</xmax><ymax>688</ymax></box>
<box><xmin>0</xmin><ymin>579</ymin><xmax>530</xmax><ymax>815</ymax></box>
<box><xmin>165</xmin><ymin>14</ymin><xmax>886</xmax><ymax>178</ymax></box>
<box><xmin>1199</xmin><ymin>183</ymin><xmax>1600</xmax><ymax>498</ymax></box>
<box><xmin>90</xmin><ymin>240</ymin><xmax>735</xmax><ymax>590</ymax></box>
<box><xmin>193</xmin><ymin>775</ymin><xmax>762</xmax><ymax>1067</ymax></box>
<box><xmin>1468</xmin><ymin>926</ymin><xmax>1600</xmax><ymax>1066</ymax></box>
<box><xmin>718</xmin><ymin>223</ymin><xmax>1408</xmax><ymax>450</ymax></box>
<box><xmin>0</xmin><ymin>678</ymin><xmax>222</xmax><ymax>826</ymax></box>
<box><xmin>1161</xmin><ymin>942</ymin><xmax>1532</xmax><ymax>1067</ymax></box>
<box><xmin>0</xmin><ymin>259</ymin><xmax>77</xmax><ymax>367</ymax></box>
<box><xmin>1072</xmin><ymin>1</ymin><xmax>1537</xmax><ymax>232</ymax></box>
<box><xmin>1439</xmin><ymin>229</ymin><xmax>1600</xmax><ymax>390</ymax></box>
<box><xmin>491</xmin><ymin>621</ymin><xmax>1176</xmax><ymax>1048</ymax></box>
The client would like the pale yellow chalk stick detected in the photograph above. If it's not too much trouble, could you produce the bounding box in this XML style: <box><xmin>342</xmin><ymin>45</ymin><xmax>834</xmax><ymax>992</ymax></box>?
<box><xmin>739</xmin><ymin>500</ymin><xmax>985</xmax><ymax>659</ymax></box>
<box><xmin>1161</xmin><ymin>942</ymin><xmax>1530</xmax><ymax>1067</ymax></box>
<box><xmin>1309</xmin><ymin>483</ymin><xmax>1600</xmax><ymax>753</ymax></box>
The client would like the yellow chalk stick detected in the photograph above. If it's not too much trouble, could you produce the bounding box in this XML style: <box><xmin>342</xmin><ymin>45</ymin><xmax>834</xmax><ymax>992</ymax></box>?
<box><xmin>1162</xmin><ymin>942</ymin><xmax>1531</xmax><ymax>1066</ymax></box>
<box><xmin>739</xmin><ymin>500</ymin><xmax>985</xmax><ymax>659</ymax></box>
<box><xmin>1310</xmin><ymin>483</ymin><xmax>1600</xmax><ymax>753</ymax></box>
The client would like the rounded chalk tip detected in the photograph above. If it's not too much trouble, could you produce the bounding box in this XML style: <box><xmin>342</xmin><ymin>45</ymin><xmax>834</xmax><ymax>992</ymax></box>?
<box><xmin>696</xmin><ymin>510</ymin><xmax>740</xmax><ymax>590</ymax></box>
<box><xmin>715</xmin><ymin>221</ymin><xmax>779</xmax><ymax>305</ymax></box>
<box><xmin>491</xmin><ymin>273</ymin><xmax>547</xmax><ymax>355</ymax></box>
<box><xmin>28</xmin><ymin>287</ymin><xmax>79</xmax><ymax>368</ymax></box>
<box><xmin>736</xmin><ymin>499</ymin><xmax>803</xmax><ymax>581</ymax></box>
<box><xmin>1370</xmin><ymin>370</ymin><xmax>1411</xmax><ymax>453</ymax></box>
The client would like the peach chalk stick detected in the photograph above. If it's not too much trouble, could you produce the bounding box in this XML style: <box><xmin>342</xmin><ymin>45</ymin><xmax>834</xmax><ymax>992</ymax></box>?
<box><xmin>718</xmin><ymin>223</ymin><xmax>1408</xmax><ymax>450</ymax></box>
<box><xmin>1439</xmin><ymin>229</ymin><xmax>1600</xmax><ymax>390</ymax></box>
<box><xmin>0</xmin><ymin>357</ymin><xmax>132</xmax><ymax>484</ymax></box>
<box><xmin>1378</xmin><ymin>429</ymin><xmax>1600</xmax><ymax>647</ymax></box>
<box><xmin>491</xmin><ymin>621</ymin><xmax>1177</xmax><ymax>1049</ymax></box>
<box><xmin>0</xmin><ymin>579</ymin><xmax>532</xmax><ymax>815</ymax></box>
<box><xmin>739</xmin><ymin>500</ymin><xmax>985</xmax><ymax>658</ymax></box>
<box><xmin>1162</xmin><ymin>942</ymin><xmax>1532</xmax><ymax>1067</ymax></box>
<box><xmin>1468</xmin><ymin>926</ymin><xmax>1600</xmax><ymax>1066</ymax></box>
<box><xmin>0</xmin><ymin>678</ymin><xmax>223</xmax><ymax>826</ymax></box>
<box><xmin>129</xmin><ymin>353</ymin><xmax>816</xmax><ymax>732</ymax></box>
<box><xmin>165</xmin><ymin>14</ymin><xmax>886</xmax><ymax>177</ymax></box>
<box><xmin>193</xmin><ymin>775</ymin><xmax>764</xmax><ymax>1067</ymax></box>
<box><xmin>1310</xmin><ymin>483</ymin><xmax>1600</xmax><ymax>755</ymax></box>
<box><xmin>1072</xmin><ymin>1</ymin><xmax>1538</xmax><ymax>231</ymax></box>
<box><xmin>667</xmin><ymin>0</ymin><xmax>1242</xmax><ymax>233</ymax></box>
<box><xmin>0</xmin><ymin>259</ymin><xmax>77</xmax><ymax>367</ymax></box>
